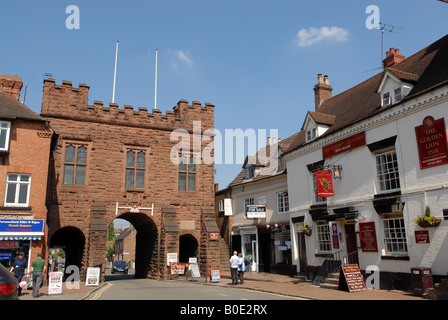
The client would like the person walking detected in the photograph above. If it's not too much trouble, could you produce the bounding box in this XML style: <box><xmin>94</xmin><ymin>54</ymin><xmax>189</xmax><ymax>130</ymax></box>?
<box><xmin>237</xmin><ymin>253</ymin><xmax>245</xmax><ymax>285</ymax></box>
<box><xmin>31</xmin><ymin>253</ymin><xmax>46</xmax><ymax>298</ymax></box>
<box><xmin>229</xmin><ymin>251</ymin><xmax>239</xmax><ymax>285</ymax></box>
<box><xmin>10</xmin><ymin>252</ymin><xmax>27</xmax><ymax>296</ymax></box>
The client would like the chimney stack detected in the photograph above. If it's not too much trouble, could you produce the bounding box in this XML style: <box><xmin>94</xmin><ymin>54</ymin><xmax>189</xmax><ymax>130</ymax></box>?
<box><xmin>383</xmin><ymin>48</ymin><xmax>405</xmax><ymax>69</ymax></box>
<box><xmin>313</xmin><ymin>74</ymin><xmax>333</xmax><ymax>110</ymax></box>
<box><xmin>0</xmin><ymin>74</ymin><xmax>23</xmax><ymax>101</ymax></box>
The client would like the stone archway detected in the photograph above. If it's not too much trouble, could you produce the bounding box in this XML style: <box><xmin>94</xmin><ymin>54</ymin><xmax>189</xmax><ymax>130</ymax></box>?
<box><xmin>50</xmin><ymin>226</ymin><xmax>86</xmax><ymax>272</ymax></box>
<box><xmin>115</xmin><ymin>212</ymin><xmax>158</xmax><ymax>279</ymax></box>
<box><xmin>179</xmin><ymin>234</ymin><xmax>198</xmax><ymax>263</ymax></box>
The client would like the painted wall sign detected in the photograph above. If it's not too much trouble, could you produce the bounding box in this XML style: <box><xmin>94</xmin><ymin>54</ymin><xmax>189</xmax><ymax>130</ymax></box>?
<box><xmin>415</xmin><ymin>116</ymin><xmax>448</xmax><ymax>169</ymax></box>
<box><xmin>359</xmin><ymin>222</ymin><xmax>379</xmax><ymax>252</ymax></box>
<box><xmin>323</xmin><ymin>131</ymin><xmax>366</xmax><ymax>159</ymax></box>
<box><xmin>315</xmin><ymin>170</ymin><xmax>334</xmax><ymax>197</ymax></box>
<box><xmin>415</xmin><ymin>230</ymin><xmax>430</xmax><ymax>244</ymax></box>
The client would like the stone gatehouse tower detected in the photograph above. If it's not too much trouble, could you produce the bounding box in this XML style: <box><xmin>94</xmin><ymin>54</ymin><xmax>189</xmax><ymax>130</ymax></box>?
<box><xmin>41</xmin><ymin>78</ymin><xmax>219</xmax><ymax>279</ymax></box>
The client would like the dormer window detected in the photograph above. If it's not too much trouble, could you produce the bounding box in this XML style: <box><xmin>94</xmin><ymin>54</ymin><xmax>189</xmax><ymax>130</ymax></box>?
<box><xmin>382</xmin><ymin>92</ymin><xmax>391</xmax><ymax>107</ymax></box>
<box><xmin>0</xmin><ymin>121</ymin><xmax>11</xmax><ymax>152</ymax></box>
<box><xmin>306</xmin><ymin>128</ymin><xmax>317</xmax><ymax>142</ymax></box>
<box><xmin>394</xmin><ymin>88</ymin><xmax>403</xmax><ymax>103</ymax></box>
<box><xmin>245</xmin><ymin>166</ymin><xmax>254</xmax><ymax>180</ymax></box>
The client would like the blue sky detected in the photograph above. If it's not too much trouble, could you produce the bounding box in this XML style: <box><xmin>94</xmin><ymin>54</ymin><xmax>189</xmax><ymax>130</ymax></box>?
<box><xmin>1</xmin><ymin>0</ymin><xmax>447</xmax><ymax>191</ymax></box>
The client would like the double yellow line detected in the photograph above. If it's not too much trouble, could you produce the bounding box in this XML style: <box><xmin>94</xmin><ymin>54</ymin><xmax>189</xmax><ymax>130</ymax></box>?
<box><xmin>88</xmin><ymin>282</ymin><xmax>113</xmax><ymax>300</ymax></box>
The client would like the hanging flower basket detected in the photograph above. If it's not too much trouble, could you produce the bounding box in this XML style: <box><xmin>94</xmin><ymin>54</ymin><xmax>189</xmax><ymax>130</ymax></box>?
<box><xmin>300</xmin><ymin>223</ymin><xmax>312</xmax><ymax>236</ymax></box>
<box><xmin>414</xmin><ymin>206</ymin><xmax>441</xmax><ymax>228</ymax></box>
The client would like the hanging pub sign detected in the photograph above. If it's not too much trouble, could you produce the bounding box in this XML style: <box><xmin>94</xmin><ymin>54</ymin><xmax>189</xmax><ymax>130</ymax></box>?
<box><xmin>315</xmin><ymin>170</ymin><xmax>334</xmax><ymax>197</ymax></box>
<box><xmin>415</xmin><ymin>116</ymin><xmax>448</xmax><ymax>169</ymax></box>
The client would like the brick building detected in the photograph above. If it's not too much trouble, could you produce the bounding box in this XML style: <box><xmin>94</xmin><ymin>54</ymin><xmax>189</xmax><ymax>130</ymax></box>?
<box><xmin>41</xmin><ymin>78</ymin><xmax>219</xmax><ymax>279</ymax></box>
<box><xmin>0</xmin><ymin>74</ymin><xmax>52</xmax><ymax>271</ymax></box>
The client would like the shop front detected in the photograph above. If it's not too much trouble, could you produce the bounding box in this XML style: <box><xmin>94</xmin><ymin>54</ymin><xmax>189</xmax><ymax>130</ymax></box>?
<box><xmin>0</xmin><ymin>219</ymin><xmax>45</xmax><ymax>269</ymax></box>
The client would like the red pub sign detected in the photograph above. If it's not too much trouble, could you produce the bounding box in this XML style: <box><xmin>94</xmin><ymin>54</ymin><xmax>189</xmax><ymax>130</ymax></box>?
<box><xmin>315</xmin><ymin>170</ymin><xmax>334</xmax><ymax>197</ymax></box>
<box><xmin>323</xmin><ymin>131</ymin><xmax>366</xmax><ymax>159</ymax></box>
<box><xmin>415</xmin><ymin>116</ymin><xmax>448</xmax><ymax>169</ymax></box>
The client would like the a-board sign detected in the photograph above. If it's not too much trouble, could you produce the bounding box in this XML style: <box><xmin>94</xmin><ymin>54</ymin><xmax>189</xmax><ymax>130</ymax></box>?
<box><xmin>189</xmin><ymin>263</ymin><xmax>201</xmax><ymax>278</ymax></box>
<box><xmin>171</xmin><ymin>263</ymin><xmax>185</xmax><ymax>275</ymax></box>
<box><xmin>85</xmin><ymin>267</ymin><xmax>101</xmax><ymax>286</ymax></box>
<box><xmin>210</xmin><ymin>267</ymin><xmax>221</xmax><ymax>283</ymax></box>
<box><xmin>339</xmin><ymin>264</ymin><xmax>367</xmax><ymax>292</ymax></box>
<box><xmin>48</xmin><ymin>272</ymin><xmax>63</xmax><ymax>295</ymax></box>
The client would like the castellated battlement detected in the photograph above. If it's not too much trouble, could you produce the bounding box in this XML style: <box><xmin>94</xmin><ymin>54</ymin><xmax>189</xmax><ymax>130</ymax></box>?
<box><xmin>41</xmin><ymin>78</ymin><xmax>215</xmax><ymax>132</ymax></box>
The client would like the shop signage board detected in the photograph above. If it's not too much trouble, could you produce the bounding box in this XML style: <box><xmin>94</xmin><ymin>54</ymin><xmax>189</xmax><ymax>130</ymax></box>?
<box><xmin>323</xmin><ymin>131</ymin><xmax>366</xmax><ymax>159</ymax></box>
<box><xmin>339</xmin><ymin>264</ymin><xmax>367</xmax><ymax>292</ymax></box>
<box><xmin>48</xmin><ymin>272</ymin><xmax>63</xmax><ymax>295</ymax></box>
<box><xmin>0</xmin><ymin>251</ymin><xmax>14</xmax><ymax>261</ymax></box>
<box><xmin>0</xmin><ymin>219</ymin><xmax>44</xmax><ymax>233</ymax></box>
<box><xmin>85</xmin><ymin>267</ymin><xmax>101</xmax><ymax>286</ymax></box>
<box><xmin>0</xmin><ymin>241</ymin><xmax>19</xmax><ymax>249</ymax></box>
<box><xmin>415</xmin><ymin>116</ymin><xmax>448</xmax><ymax>169</ymax></box>
<box><xmin>209</xmin><ymin>233</ymin><xmax>219</xmax><ymax>241</ymax></box>
<box><xmin>359</xmin><ymin>222</ymin><xmax>379</xmax><ymax>252</ymax></box>
<box><xmin>210</xmin><ymin>267</ymin><xmax>221</xmax><ymax>283</ymax></box>
<box><xmin>315</xmin><ymin>170</ymin><xmax>334</xmax><ymax>197</ymax></box>
<box><xmin>415</xmin><ymin>230</ymin><xmax>430</xmax><ymax>244</ymax></box>
<box><xmin>246</xmin><ymin>205</ymin><xmax>266</xmax><ymax>219</ymax></box>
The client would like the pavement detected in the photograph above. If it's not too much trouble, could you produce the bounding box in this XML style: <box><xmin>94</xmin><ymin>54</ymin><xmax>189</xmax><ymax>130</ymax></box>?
<box><xmin>18</xmin><ymin>270</ymin><xmax>427</xmax><ymax>301</ymax></box>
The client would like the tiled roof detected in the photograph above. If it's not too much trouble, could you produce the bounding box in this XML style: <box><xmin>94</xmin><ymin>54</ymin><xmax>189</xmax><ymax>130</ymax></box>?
<box><xmin>227</xmin><ymin>34</ymin><xmax>448</xmax><ymax>188</ymax></box>
<box><xmin>0</xmin><ymin>89</ymin><xmax>44</xmax><ymax>122</ymax></box>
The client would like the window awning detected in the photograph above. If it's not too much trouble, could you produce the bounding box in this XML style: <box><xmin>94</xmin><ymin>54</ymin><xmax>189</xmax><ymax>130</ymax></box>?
<box><xmin>0</xmin><ymin>232</ymin><xmax>44</xmax><ymax>241</ymax></box>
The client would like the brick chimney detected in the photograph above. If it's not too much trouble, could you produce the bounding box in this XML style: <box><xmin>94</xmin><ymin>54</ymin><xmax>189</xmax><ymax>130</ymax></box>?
<box><xmin>313</xmin><ymin>74</ymin><xmax>333</xmax><ymax>110</ymax></box>
<box><xmin>0</xmin><ymin>74</ymin><xmax>23</xmax><ymax>100</ymax></box>
<box><xmin>383</xmin><ymin>48</ymin><xmax>405</xmax><ymax>69</ymax></box>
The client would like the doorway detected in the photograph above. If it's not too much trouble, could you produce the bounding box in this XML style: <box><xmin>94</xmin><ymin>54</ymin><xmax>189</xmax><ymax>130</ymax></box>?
<box><xmin>298</xmin><ymin>232</ymin><xmax>308</xmax><ymax>275</ymax></box>
<box><xmin>344</xmin><ymin>224</ymin><xmax>359</xmax><ymax>265</ymax></box>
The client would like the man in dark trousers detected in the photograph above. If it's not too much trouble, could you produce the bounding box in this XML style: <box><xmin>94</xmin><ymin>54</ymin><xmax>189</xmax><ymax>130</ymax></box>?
<box><xmin>229</xmin><ymin>251</ymin><xmax>239</xmax><ymax>285</ymax></box>
<box><xmin>10</xmin><ymin>252</ymin><xmax>27</xmax><ymax>296</ymax></box>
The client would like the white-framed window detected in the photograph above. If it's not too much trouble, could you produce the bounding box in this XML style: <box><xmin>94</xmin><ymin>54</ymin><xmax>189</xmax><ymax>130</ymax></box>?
<box><xmin>244</xmin><ymin>198</ymin><xmax>254</xmax><ymax>215</ymax></box>
<box><xmin>312</xmin><ymin>172</ymin><xmax>326</xmax><ymax>204</ymax></box>
<box><xmin>218</xmin><ymin>199</ymin><xmax>224</xmax><ymax>212</ymax></box>
<box><xmin>394</xmin><ymin>87</ymin><xmax>403</xmax><ymax>103</ymax></box>
<box><xmin>383</xmin><ymin>217</ymin><xmax>408</xmax><ymax>255</ymax></box>
<box><xmin>382</xmin><ymin>92</ymin><xmax>391</xmax><ymax>107</ymax></box>
<box><xmin>0</xmin><ymin>121</ymin><xmax>11</xmax><ymax>152</ymax></box>
<box><xmin>4</xmin><ymin>173</ymin><xmax>31</xmax><ymax>207</ymax></box>
<box><xmin>375</xmin><ymin>149</ymin><xmax>400</xmax><ymax>192</ymax></box>
<box><xmin>306</xmin><ymin>128</ymin><xmax>317</xmax><ymax>142</ymax></box>
<box><xmin>277</xmin><ymin>191</ymin><xmax>289</xmax><ymax>214</ymax></box>
<box><xmin>316</xmin><ymin>223</ymin><xmax>331</xmax><ymax>253</ymax></box>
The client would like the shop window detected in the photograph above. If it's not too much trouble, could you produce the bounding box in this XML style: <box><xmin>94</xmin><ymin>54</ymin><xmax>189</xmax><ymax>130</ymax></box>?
<box><xmin>126</xmin><ymin>149</ymin><xmax>146</xmax><ymax>189</ymax></box>
<box><xmin>277</xmin><ymin>191</ymin><xmax>289</xmax><ymax>214</ymax></box>
<box><xmin>178</xmin><ymin>155</ymin><xmax>196</xmax><ymax>191</ymax></box>
<box><xmin>4</xmin><ymin>173</ymin><xmax>31</xmax><ymax>207</ymax></box>
<box><xmin>383</xmin><ymin>217</ymin><xmax>408</xmax><ymax>255</ymax></box>
<box><xmin>316</xmin><ymin>223</ymin><xmax>331</xmax><ymax>253</ymax></box>
<box><xmin>271</xmin><ymin>233</ymin><xmax>291</xmax><ymax>264</ymax></box>
<box><xmin>375</xmin><ymin>149</ymin><xmax>400</xmax><ymax>192</ymax></box>
<box><xmin>63</xmin><ymin>144</ymin><xmax>87</xmax><ymax>185</ymax></box>
<box><xmin>0</xmin><ymin>121</ymin><xmax>11</xmax><ymax>152</ymax></box>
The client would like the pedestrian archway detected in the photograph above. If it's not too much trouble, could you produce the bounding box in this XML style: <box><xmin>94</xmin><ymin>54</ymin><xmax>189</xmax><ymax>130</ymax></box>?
<box><xmin>114</xmin><ymin>212</ymin><xmax>158</xmax><ymax>278</ymax></box>
<box><xmin>50</xmin><ymin>226</ymin><xmax>86</xmax><ymax>272</ymax></box>
<box><xmin>179</xmin><ymin>234</ymin><xmax>198</xmax><ymax>263</ymax></box>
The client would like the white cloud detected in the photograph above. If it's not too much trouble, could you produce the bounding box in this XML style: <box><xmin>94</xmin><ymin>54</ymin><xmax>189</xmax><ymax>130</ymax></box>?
<box><xmin>168</xmin><ymin>49</ymin><xmax>194</xmax><ymax>70</ymax></box>
<box><xmin>295</xmin><ymin>26</ymin><xmax>349</xmax><ymax>47</ymax></box>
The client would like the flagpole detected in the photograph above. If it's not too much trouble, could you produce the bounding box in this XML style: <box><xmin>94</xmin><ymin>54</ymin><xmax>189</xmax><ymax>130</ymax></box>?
<box><xmin>112</xmin><ymin>40</ymin><xmax>119</xmax><ymax>103</ymax></box>
<box><xmin>154</xmin><ymin>48</ymin><xmax>158</xmax><ymax>109</ymax></box>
